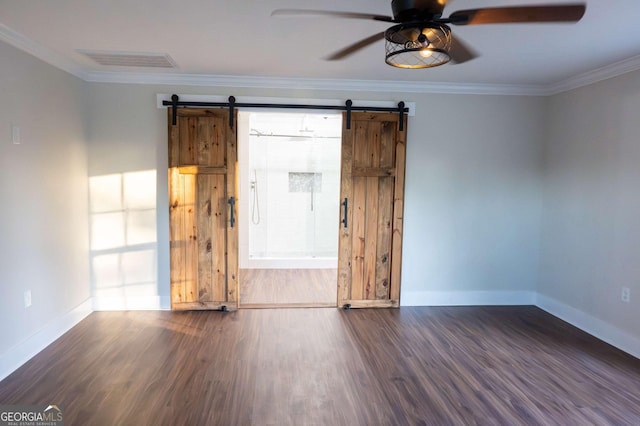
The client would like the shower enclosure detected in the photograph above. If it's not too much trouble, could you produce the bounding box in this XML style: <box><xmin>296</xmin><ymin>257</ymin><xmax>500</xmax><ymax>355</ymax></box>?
<box><xmin>238</xmin><ymin>111</ymin><xmax>342</xmax><ymax>269</ymax></box>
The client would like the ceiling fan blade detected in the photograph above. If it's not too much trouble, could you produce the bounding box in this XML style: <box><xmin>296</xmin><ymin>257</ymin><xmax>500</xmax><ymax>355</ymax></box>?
<box><xmin>449</xmin><ymin>35</ymin><xmax>477</xmax><ymax>64</ymax></box>
<box><xmin>271</xmin><ymin>9</ymin><xmax>394</xmax><ymax>23</ymax></box>
<box><xmin>448</xmin><ymin>4</ymin><xmax>586</xmax><ymax>25</ymax></box>
<box><xmin>325</xmin><ymin>32</ymin><xmax>386</xmax><ymax>61</ymax></box>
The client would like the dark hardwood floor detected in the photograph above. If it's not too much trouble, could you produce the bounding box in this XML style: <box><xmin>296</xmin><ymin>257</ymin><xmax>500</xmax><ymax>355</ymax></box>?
<box><xmin>239</xmin><ymin>268</ymin><xmax>337</xmax><ymax>307</ymax></box>
<box><xmin>1</xmin><ymin>307</ymin><xmax>639</xmax><ymax>425</ymax></box>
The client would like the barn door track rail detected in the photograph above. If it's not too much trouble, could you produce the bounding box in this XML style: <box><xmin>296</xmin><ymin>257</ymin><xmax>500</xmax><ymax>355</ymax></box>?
<box><xmin>164</xmin><ymin>94</ymin><xmax>407</xmax><ymax>131</ymax></box>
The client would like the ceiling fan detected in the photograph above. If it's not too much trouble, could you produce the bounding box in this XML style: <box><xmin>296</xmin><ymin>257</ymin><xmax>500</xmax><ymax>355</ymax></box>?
<box><xmin>272</xmin><ymin>1</ymin><xmax>586</xmax><ymax>68</ymax></box>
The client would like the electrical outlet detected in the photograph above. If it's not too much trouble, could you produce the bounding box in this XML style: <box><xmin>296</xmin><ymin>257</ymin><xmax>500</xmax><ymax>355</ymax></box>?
<box><xmin>24</xmin><ymin>290</ymin><xmax>32</xmax><ymax>308</ymax></box>
<box><xmin>621</xmin><ymin>287</ymin><xmax>631</xmax><ymax>303</ymax></box>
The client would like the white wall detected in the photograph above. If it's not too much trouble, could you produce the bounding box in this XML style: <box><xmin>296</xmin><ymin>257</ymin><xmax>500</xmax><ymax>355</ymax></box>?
<box><xmin>402</xmin><ymin>94</ymin><xmax>545</xmax><ymax>305</ymax></box>
<box><xmin>85</xmin><ymin>83</ymin><xmax>545</xmax><ymax>308</ymax></box>
<box><xmin>539</xmin><ymin>69</ymin><xmax>640</xmax><ymax>352</ymax></box>
<box><xmin>0</xmin><ymin>41</ymin><xmax>91</xmax><ymax>378</ymax></box>
<box><xmin>86</xmin><ymin>83</ymin><xmax>167</xmax><ymax>310</ymax></box>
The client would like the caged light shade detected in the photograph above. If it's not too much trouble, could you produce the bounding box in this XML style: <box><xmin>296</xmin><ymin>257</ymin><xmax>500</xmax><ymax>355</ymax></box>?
<box><xmin>385</xmin><ymin>23</ymin><xmax>452</xmax><ymax>68</ymax></box>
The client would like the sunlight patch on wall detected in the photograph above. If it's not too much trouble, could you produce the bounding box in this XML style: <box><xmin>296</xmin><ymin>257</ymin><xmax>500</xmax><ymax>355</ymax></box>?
<box><xmin>89</xmin><ymin>170</ymin><xmax>159</xmax><ymax>309</ymax></box>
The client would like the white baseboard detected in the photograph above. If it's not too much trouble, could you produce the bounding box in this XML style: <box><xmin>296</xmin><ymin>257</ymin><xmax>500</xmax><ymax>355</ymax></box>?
<box><xmin>92</xmin><ymin>295</ymin><xmax>171</xmax><ymax>311</ymax></box>
<box><xmin>536</xmin><ymin>294</ymin><xmax>640</xmax><ymax>360</ymax></box>
<box><xmin>0</xmin><ymin>298</ymin><xmax>93</xmax><ymax>381</ymax></box>
<box><xmin>401</xmin><ymin>290</ymin><xmax>537</xmax><ymax>307</ymax></box>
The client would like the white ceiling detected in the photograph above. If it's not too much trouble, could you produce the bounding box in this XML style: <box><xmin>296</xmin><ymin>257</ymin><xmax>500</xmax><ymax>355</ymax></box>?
<box><xmin>2</xmin><ymin>0</ymin><xmax>640</xmax><ymax>92</ymax></box>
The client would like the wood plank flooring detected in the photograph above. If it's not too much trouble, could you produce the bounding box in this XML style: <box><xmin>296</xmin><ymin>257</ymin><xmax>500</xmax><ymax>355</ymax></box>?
<box><xmin>1</xmin><ymin>307</ymin><xmax>639</xmax><ymax>425</ymax></box>
<box><xmin>239</xmin><ymin>269</ymin><xmax>337</xmax><ymax>307</ymax></box>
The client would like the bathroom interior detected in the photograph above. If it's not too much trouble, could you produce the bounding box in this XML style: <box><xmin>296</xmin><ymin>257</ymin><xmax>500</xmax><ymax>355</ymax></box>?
<box><xmin>237</xmin><ymin>111</ymin><xmax>343</xmax><ymax>306</ymax></box>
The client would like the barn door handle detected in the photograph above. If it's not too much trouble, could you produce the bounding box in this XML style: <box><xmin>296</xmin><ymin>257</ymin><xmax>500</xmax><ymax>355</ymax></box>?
<box><xmin>228</xmin><ymin>197</ymin><xmax>236</xmax><ymax>228</ymax></box>
<box><xmin>341</xmin><ymin>198</ymin><xmax>348</xmax><ymax>228</ymax></box>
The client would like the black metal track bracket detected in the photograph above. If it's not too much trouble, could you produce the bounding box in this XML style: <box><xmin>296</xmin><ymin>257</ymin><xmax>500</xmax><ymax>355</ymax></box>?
<box><xmin>228</xmin><ymin>96</ymin><xmax>236</xmax><ymax>129</ymax></box>
<box><xmin>171</xmin><ymin>94</ymin><xmax>179</xmax><ymax>126</ymax></box>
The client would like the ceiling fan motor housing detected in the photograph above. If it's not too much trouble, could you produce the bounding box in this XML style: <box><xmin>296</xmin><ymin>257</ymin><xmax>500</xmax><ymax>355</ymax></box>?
<box><xmin>391</xmin><ymin>0</ymin><xmax>445</xmax><ymax>21</ymax></box>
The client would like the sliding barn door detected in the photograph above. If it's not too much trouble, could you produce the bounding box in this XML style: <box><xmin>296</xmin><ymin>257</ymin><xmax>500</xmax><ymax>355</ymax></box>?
<box><xmin>168</xmin><ymin>108</ymin><xmax>238</xmax><ymax>311</ymax></box>
<box><xmin>338</xmin><ymin>112</ymin><xmax>406</xmax><ymax>308</ymax></box>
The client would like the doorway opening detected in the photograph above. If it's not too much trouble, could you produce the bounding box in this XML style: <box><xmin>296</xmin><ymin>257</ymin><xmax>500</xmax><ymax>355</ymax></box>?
<box><xmin>238</xmin><ymin>111</ymin><xmax>343</xmax><ymax>307</ymax></box>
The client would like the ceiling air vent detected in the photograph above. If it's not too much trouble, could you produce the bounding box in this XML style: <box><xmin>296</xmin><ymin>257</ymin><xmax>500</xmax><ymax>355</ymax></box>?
<box><xmin>77</xmin><ymin>50</ymin><xmax>177</xmax><ymax>68</ymax></box>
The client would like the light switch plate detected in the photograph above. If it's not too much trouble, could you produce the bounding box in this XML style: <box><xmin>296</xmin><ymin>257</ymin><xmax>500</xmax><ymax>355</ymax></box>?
<box><xmin>12</xmin><ymin>125</ymin><xmax>21</xmax><ymax>145</ymax></box>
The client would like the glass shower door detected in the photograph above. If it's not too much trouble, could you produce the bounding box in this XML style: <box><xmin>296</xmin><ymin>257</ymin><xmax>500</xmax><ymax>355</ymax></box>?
<box><xmin>247</xmin><ymin>112</ymin><xmax>342</xmax><ymax>264</ymax></box>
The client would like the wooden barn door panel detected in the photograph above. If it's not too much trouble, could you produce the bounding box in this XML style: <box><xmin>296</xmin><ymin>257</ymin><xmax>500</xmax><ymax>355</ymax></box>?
<box><xmin>169</xmin><ymin>109</ymin><xmax>238</xmax><ymax>311</ymax></box>
<box><xmin>338</xmin><ymin>112</ymin><xmax>406</xmax><ymax>308</ymax></box>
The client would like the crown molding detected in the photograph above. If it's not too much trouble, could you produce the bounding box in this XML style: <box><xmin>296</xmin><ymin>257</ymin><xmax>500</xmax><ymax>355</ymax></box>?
<box><xmin>545</xmin><ymin>55</ymin><xmax>640</xmax><ymax>96</ymax></box>
<box><xmin>3</xmin><ymin>23</ymin><xmax>640</xmax><ymax>97</ymax></box>
<box><xmin>0</xmin><ymin>24</ymin><xmax>87</xmax><ymax>80</ymax></box>
<box><xmin>82</xmin><ymin>70</ymin><xmax>546</xmax><ymax>96</ymax></box>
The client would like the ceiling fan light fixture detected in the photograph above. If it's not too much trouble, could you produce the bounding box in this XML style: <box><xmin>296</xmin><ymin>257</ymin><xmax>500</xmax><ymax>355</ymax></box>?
<box><xmin>385</xmin><ymin>23</ymin><xmax>451</xmax><ymax>69</ymax></box>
